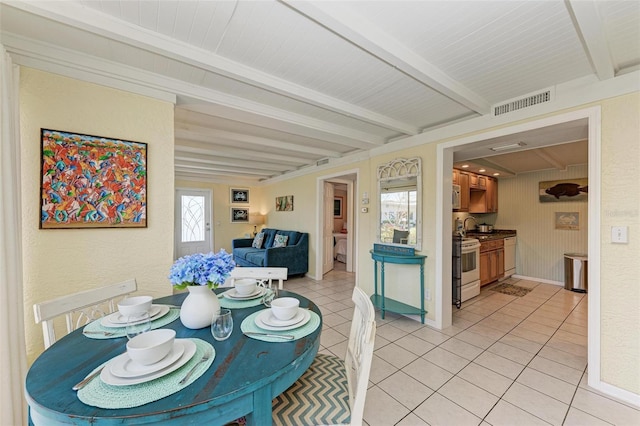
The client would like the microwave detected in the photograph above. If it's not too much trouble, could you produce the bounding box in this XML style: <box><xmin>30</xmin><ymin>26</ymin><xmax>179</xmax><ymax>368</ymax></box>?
<box><xmin>452</xmin><ymin>184</ymin><xmax>461</xmax><ymax>209</ymax></box>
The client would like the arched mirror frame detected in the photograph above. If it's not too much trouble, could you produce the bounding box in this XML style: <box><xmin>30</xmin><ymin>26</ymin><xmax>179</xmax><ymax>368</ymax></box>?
<box><xmin>377</xmin><ymin>157</ymin><xmax>422</xmax><ymax>251</ymax></box>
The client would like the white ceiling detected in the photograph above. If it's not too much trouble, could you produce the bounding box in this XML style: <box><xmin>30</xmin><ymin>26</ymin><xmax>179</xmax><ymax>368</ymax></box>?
<box><xmin>2</xmin><ymin>1</ymin><xmax>639</xmax><ymax>183</ymax></box>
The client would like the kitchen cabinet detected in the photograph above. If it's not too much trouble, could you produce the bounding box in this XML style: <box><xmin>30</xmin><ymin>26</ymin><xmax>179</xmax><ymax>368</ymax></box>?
<box><xmin>486</xmin><ymin>177</ymin><xmax>498</xmax><ymax>213</ymax></box>
<box><xmin>454</xmin><ymin>169</ymin><xmax>497</xmax><ymax>213</ymax></box>
<box><xmin>469</xmin><ymin>174</ymin><xmax>487</xmax><ymax>189</ymax></box>
<box><xmin>480</xmin><ymin>239</ymin><xmax>504</xmax><ymax>286</ymax></box>
<box><xmin>453</xmin><ymin>170</ymin><xmax>470</xmax><ymax>212</ymax></box>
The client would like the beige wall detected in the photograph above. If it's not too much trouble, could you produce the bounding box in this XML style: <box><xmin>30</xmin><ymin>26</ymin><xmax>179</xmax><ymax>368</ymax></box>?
<box><xmin>175</xmin><ymin>180</ymin><xmax>267</xmax><ymax>253</ymax></box>
<box><xmin>599</xmin><ymin>93</ymin><xmax>640</xmax><ymax>394</ymax></box>
<box><xmin>262</xmin><ymin>92</ymin><xmax>640</xmax><ymax>396</ymax></box>
<box><xmin>21</xmin><ymin>69</ymin><xmax>175</xmax><ymax>364</ymax></box>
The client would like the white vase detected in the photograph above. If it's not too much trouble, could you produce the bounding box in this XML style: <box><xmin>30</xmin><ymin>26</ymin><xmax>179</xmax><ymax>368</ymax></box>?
<box><xmin>179</xmin><ymin>285</ymin><xmax>221</xmax><ymax>329</ymax></box>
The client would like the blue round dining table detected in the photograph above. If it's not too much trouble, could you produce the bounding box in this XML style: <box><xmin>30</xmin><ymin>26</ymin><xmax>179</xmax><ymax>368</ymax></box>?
<box><xmin>25</xmin><ymin>290</ymin><xmax>321</xmax><ymax>425</ymax></box>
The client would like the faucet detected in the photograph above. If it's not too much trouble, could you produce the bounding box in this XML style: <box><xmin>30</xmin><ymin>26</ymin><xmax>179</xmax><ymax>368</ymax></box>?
<box><xmin>463</xmin><ymin>216</ymin><xmax>478</xmax><ymax>235</ymax></box>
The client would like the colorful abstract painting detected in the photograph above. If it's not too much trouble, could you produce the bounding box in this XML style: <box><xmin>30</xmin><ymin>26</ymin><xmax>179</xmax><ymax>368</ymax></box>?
<box><xmin>40</xmin><ymin>129</ymin><xmax>147</xmax><ymax>229</ymax></box>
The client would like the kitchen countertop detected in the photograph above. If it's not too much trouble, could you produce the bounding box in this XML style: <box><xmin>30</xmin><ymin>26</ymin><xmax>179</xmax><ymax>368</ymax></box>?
<box><xmin>465</xmin><ymin>229</ymin><xmax>517</xmax><ymax>241</ymax></box>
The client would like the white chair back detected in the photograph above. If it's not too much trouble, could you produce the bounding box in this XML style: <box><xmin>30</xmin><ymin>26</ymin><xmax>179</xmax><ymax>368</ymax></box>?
<box><xmin>345</xmin><ymin>286</ymin><xmax>376</xmax><ymax>425</ymax></box>
<box><xmin>229</xmin><ymin>267</ymin><xmax>287</xmax><ymax>290</ymax></box>
<box><xmin>33</xmin><ymin>278</ymin><xmax>137</xmax><ymax>348</ymax></box>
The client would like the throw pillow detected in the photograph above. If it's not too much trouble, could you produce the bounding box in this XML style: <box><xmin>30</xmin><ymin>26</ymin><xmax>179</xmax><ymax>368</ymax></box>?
<box><xmin>273</xmin><ymin>234</ymin><xmax>289</xmax><ymax>248</ymax></box>
<box><xmin>252</xmin><ymin>232</ymin><xmax>265</xmax><ymax>248</ymax></box>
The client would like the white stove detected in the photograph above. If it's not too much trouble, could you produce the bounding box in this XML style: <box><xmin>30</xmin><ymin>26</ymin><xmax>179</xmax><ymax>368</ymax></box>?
<box><xmin>460</xmin><ymin>238</ymin><xmax>481</xmax><ymax>302</ymax></box>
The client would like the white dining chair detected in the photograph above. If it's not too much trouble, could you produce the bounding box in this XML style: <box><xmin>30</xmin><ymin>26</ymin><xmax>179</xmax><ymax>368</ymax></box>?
<box><xmin>228</xmin><ymin>267</ymin><xmax>288</xmax><ymax>290</ymax></box>
<box><xmin>272</xmin><ymin>286</ymin><xmax>376</xmax><ymax>425</ymax></box>
<box><xmin>33</xmin><ymin>278</ymin><xmax>137</xmax><ymax>349</ymax></box>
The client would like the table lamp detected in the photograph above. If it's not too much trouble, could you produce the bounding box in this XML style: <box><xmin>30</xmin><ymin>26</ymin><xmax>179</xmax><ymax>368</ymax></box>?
<box><xmin>249</xmin><ymin>213</ymin><xmax>265</xmax><ymax>236</ymax></box>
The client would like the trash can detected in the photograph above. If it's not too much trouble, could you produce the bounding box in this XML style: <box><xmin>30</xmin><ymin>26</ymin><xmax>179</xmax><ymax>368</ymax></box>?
<box><xmin>564</xmin><ymin>253</ymin><xmax>588</xmax><ymax>293</ymax></box>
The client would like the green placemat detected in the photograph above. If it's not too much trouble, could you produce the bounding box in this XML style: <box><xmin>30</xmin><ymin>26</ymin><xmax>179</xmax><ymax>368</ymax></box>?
<box><xmin>83</xmin><ymin>307</ymin><xmax>180</xmax><ymax>339</ymax></box>
<box><xmin>219</xmin><ymin>289</ymin><xmax>273</xmax><ymax>309</ymax></box>
<box><xmin>241</xmin><ymin>309</ymin><xmax>320</xmax><ymax>342</ymax></box>
<box><xmin>78</xmin><ymin>338</ymin><xmax>214</xmax><ymax>409</ymax></box>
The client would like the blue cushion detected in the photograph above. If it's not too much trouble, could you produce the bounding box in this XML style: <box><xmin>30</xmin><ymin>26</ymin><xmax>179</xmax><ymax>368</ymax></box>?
<box><xmin>262</xmin><ymin>229</ymin><xmax>278</xmax><ymax>248</ymax></box>
<box><xmin>244</xmin><ymin>251</ymin><xmax>265</xmax><ymax>266</ymax></box>
<box><xmin>233</xmin><ymin>248</ymin><xmax>263</xmax><ymax>261</ymax></box>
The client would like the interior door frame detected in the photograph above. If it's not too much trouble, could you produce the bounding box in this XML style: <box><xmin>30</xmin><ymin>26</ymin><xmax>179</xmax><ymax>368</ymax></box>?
<box><xmin>436</xmin><ymin>106</ymin><xmax>602</xmax><ymax>397</ymax></box>
<box><xmin>315</xmin><ymin>169</ymin><xmax>359</xmax><ymax>281</ymax></box>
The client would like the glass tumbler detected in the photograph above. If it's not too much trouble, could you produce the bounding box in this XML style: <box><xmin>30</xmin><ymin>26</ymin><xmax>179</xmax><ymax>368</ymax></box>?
<box><xmin>125</xmin><ymin>312</ymin><xmax>152</xmax><ymax>340</ymax></box>
<box><xmin>211</xmin><ymin>309</ymin><xmax>233</xmax><ymax>341</ymax></box>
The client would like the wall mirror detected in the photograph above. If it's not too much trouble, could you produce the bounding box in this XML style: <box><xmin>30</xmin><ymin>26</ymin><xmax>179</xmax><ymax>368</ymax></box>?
<box><xmin>377</xmin><ymin>157</ymin><xmax>422</xmax><ymax>251</ymax></box>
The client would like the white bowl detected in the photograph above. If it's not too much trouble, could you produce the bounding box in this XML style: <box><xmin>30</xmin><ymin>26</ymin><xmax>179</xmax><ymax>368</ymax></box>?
<box><xmin>118</xmin><ymin>295</ymin><xmax>153</xmax><ymax>318</ymax></box>
<box><xmin>234</xmin><ymin>279</ymin><xmax>257</xmax><ymax>296</ymax></box>
<box><xmin>271</xmin><ymin>297</ymin><xmax>300</xmax><ymax>321</ymax></box>
<box><xmin>126</xmin><ymin>329</ymin><xmax>176</xmax><ymax>365</ymax></box>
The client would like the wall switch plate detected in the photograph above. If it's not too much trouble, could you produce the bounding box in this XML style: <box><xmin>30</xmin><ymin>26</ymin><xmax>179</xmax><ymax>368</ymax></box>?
<box><xmin>425</xmin><ymin>288</ymin><xmax>431</xmax><ymax>301</ymax></box>
<box><xmin>611</xmin><ymin>226</ymin><xmax>628</xmax><ymax>244</ymax></box>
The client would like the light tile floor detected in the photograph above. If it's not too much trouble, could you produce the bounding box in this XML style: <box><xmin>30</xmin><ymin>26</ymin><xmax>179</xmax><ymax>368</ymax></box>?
<box><xmin>284</xmin><ymin>265</ymin><xmax>640</xmax><ymax>426</ymax></box>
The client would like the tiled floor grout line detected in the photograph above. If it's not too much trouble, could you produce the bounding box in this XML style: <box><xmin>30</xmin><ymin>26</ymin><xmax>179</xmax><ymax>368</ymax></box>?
<box><xmin>285</xmin><ymin>268</ymin><xmax>639</xmax><ymax>425</ymax></box>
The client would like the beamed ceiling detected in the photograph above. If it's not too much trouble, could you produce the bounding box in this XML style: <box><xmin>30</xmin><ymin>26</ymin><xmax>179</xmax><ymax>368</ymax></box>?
<box><xmin>1</xmin><ymin>1</ymin><xmax>639</xmax><ymax>183</ymax></box>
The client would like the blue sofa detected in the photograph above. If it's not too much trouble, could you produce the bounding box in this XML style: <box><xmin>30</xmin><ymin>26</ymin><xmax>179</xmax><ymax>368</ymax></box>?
<box><xmin>232</xmin><ymin>228</ymin><xmax>309</xmax><ymax>277</ymax></box>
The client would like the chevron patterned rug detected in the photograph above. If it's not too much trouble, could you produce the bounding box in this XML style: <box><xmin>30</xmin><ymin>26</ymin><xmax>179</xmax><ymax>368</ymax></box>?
<box><xmin>272</xmin><ymin>353</ymin><xmax>350</xmax><ymax>425</ymax></box>
<box><xmin>490</xmin><ymin>283</ymin><xmax>532</xmax><ymax>297</ymax></box>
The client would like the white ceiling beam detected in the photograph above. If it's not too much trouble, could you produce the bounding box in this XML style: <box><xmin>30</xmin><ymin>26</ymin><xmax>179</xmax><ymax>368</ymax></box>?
<box><xmin>4</xmin><ymin>1</ymin><xmax>417</xmax><ymax>135</ymax></box>
<box><xmin>282</xmin><ymin>0</ymin><xmax>490</xmax><ymax>114</ymax></box>
<box><xmin>175</xmin><ymin>153</ymin><xmax>292</xmax><ymax>172</ymax></box>
<box><xmin>175</xmin><ymin>125</ymin><xmax>340</xmax><ymax>158</ymax></box>
<box><xmin>175</xmin><ymin>163</ymin><xmax>272</xmax><ymax>177</ymax></box>
<box><xmin>3</xmin><ymin>32</ymin><xmax>383</xmax><ymax>148</ymax></box>
<box><xmin>566</xmin><ymin>0</ymin><xmax>615</xmax><ymax>80</ymax></box>
<box><xmin>178</xmin><ymin>102</ymin><xmax>383</xmax><ymax>150</ymax></box>
<box><xmin>175</xmin><ymin>169</ymin><xmax>262</xmax><ymax>182</ymax></box>
<box><xmin>175</xmin><ymin>140</ymin><xmax>312</xmax><ymax>165</ymax></box>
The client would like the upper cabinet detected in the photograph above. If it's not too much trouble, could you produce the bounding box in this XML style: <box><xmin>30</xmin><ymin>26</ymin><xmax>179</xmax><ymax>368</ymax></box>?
<box><xmin>454</xmin><ymin>169</ymin><xmax>497</xmax><ymax>213</ymax></box>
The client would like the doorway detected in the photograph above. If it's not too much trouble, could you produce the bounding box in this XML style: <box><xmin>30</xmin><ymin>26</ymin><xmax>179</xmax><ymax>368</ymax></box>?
<box><xmin>315</xmin><ymin>170</ymin><xmax>358</xmax><ymax>280</ymax></box>
<box><xmin>174</xmin><ymin>188</ymin><xmax>213</xmax><ymax>259</ymax></box>
<box><xmin>436</xmin><ymin>106</ymin><xmax>601</xmax><ymax>391</ymax></box>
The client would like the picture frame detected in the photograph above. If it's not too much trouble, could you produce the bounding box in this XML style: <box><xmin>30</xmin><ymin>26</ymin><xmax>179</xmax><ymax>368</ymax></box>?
<box><xmin>555</xmin><ymin>212</ymin><xmax>579</xmax><ymax>230</ymax></box>
<box><xmin>39</xmin><ymin>129</ymin><xmax>147</xmax><ymax>229</ymax></box>
<box><xmin>230</xmin><ymin>188</ymin><xmax>249</xmax><ymax>204</ymax></box>
<box><xmin>231</xmin><ymin>207</ymin><xmax>249</xmax><ymax>223</ymax></box>
<box><xmin>275</xmin><ymin>195</ymin><xmax>294</xmax><ymax>211</ymax></box>
<box><xmin>334</xmin><ymin>196</ymin><xmax>344</xmax><ymax>218</ymax></box>
<box><xmin>539</xmin><ymin>178</ymin><xmax>588</xmax><ymax>202</ymax></box>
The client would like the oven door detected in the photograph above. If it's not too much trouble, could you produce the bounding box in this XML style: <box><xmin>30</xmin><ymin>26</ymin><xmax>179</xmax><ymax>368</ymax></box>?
<box><xmin>461</xmin><ymin>242</ymin><xmax>480</xmax><ymax>285</ymax></box>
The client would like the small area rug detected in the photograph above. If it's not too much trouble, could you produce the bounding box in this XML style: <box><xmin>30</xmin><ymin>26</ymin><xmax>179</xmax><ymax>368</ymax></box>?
<box><xmin>490</xmin><ymin>283</ymin><xmax>532</xmax><ymax>297</ymax></box>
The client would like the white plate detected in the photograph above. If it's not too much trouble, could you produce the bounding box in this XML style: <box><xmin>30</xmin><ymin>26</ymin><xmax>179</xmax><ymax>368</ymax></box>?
<box><xmin>100</xmin><ymin>305</ymin><xmax>170</xmax><ymax>328</ymax></box>
<box><xmin>223</xmin><ymin>287</ymin><xmax>266</xmax><ymax>300</ymax></box>
<box><xmin>255</xmin><ymin>308</ymin><xmax>311</xmax><ymax>331</ymax></box>
<box><xmin>109</xmin><ymin>340</ymin><xmax>186</xmax><ymax>378</ymax></box>
<box><xmin>101</xmin><ymin>339</ymin><xmax>196</xmax><ymax>386</ymax></box>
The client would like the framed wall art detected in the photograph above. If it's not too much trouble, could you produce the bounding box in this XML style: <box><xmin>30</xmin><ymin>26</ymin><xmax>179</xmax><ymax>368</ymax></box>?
<box><xmin>555</xmin><ymin>212</ymin><xmax>579</xmax><ymax>230</ymax></box>
<box><xmin>275</xmin><ymin>195</ymin><xmax>294</xmax><ymax>211</ymax></box>
<box><xmin>40</xmin><ymin>129</ymin><xmax>147</xmax><ymax>229</ymax></box>
<box><xmin>231</xmin><ymin>207</ymin><xmax>249</xmax><ymax>223</ymax></box>
<box><xmin>539</xmin><ymin>178</ymin><xmax>588</xmax><ymax>202</ymax></box>
<box><xmin>334</xmin><ymin>196</ymin><xmax>344</xmax><ymax>218</ymax></box>
<box><xmin>230</xmin><ymin>188</ymin><xmax>249</xmax><ymax>204</ymax></box>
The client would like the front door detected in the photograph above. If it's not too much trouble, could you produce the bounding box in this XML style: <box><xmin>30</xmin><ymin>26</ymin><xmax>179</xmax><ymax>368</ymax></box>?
<box><xmin>175</xmin><ymin>189</ymin><xmax>212</xmax><ymax>259</ymax></box>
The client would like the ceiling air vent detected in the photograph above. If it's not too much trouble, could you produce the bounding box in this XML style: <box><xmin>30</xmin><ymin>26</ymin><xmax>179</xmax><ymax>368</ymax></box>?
<box><xmin>316</xmin><ymin>158</ymin><xmax>329</xmax><ymax>166</ymax></box>
<box><xmin>492</xmin><ymin>88</ymin><xmax>554</xmax><ymax>117</ymax></box>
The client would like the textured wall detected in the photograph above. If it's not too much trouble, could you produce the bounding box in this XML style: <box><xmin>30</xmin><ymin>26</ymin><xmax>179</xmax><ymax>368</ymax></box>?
<box><xmin>494</xmin><ymin>164</ymin><xmax>589</xmax><ymax>282</ymax></box>
<box><xmin>599</xmin><ymin>93</ymin><xmax>640</xmax><ymax>395</ymax></box>
<box><xmin>21</xmin><ymin>69</ymin><xmax>175</xmax><ymax>364</ymax></box>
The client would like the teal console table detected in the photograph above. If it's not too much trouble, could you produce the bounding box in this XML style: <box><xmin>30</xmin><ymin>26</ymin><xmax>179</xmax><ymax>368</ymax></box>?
<box><xmin>370</xmin><ymin>249</ymin><xmax>427</xmax><ymax>324</ymax></box>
